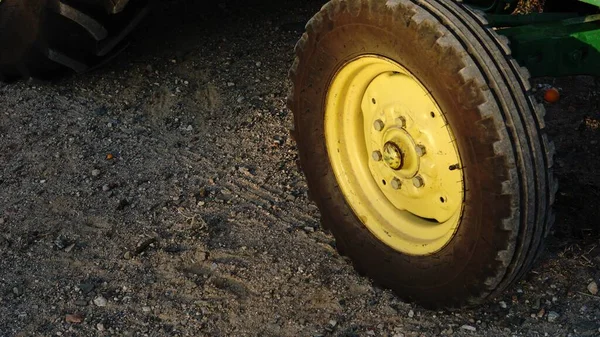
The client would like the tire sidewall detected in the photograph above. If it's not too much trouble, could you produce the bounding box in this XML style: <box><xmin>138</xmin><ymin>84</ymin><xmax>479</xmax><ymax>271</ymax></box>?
<box><xmin>293</xmin><ymin>4</ymin><xmax>513</xmax><ymax>304</ymax></box>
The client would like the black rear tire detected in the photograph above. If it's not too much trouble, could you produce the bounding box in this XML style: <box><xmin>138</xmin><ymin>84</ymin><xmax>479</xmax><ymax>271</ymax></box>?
<box><xmin>0</xmin><ymin>0</ymin><xmax>149</xmax><ymax>81</ymax></box>
<box><xmin>289</xmin><ymin>0</ymin><xmax>557</xmax><ymax>308</ymax></box>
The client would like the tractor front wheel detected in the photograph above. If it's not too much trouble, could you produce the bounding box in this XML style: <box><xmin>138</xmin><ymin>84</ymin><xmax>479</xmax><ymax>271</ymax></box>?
<box><xmin>289</xmin><ymin>0</ymin><xmax>557</xmax><ymax>307</ymax></box>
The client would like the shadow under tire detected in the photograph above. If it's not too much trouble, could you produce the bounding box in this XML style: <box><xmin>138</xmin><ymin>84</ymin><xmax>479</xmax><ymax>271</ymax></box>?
<box><xmin>289</xmin><ymin>0</ymin><xmax>557</xmax><ymax>308</ymax></box>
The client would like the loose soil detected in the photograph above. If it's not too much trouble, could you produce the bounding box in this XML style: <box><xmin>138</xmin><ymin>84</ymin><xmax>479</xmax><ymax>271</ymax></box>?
<box><xmin>1</xmin><ymin>1</ymin><xmax>599</xmax><ymax>336</ymax></box>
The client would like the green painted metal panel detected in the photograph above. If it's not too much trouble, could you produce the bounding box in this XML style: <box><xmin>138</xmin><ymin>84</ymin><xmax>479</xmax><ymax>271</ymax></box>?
<box><xmin>579</xmin><ymin>0</ymin><xmax>600</xmax><ymax>8</ymax></box>
<box><xmin>497</xmin><ymin>14</ymin><xmax>600</xmax><ymax>77</ymax></box>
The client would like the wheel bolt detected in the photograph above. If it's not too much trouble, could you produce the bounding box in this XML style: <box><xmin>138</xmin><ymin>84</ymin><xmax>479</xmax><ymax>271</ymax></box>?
<box><xmin>373</xmin><ymin>119</ymin><xmax>385</xmax><ymax>131</ymax></box>
<box><xmin>372</xmin><ymin>150</ymin><xmax>383</xmax><ymax>161</ymax></box>
<box><xmin>413</xmin><ymin>175</ymin><xmax>424</xmax><ymax>188</ymax></box>
<box><xmin>395</xmin><ymin>117</ymin><xmax>406</xmax><ymax>128</ymax></box>
<box><xmin>415</xmin><ymin>144</ymin><xmax>426</xmax><ymax>157</ymax></box>
<box><xmin>391</xmin><ymin>178</ymin><xmax>402</xmax><ymax>190</ymax></box>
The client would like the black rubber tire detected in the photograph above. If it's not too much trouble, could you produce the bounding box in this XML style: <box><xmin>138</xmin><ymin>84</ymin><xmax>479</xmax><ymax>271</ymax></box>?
<box><xmin>0</xmin><ymin>0</ymin><xmax>149</xmax><ymax>81</ymax></box>
<box><xmin>289</xmin><ymin>0</ymin><xmax>557</xmax><ymax>308</ymax></box>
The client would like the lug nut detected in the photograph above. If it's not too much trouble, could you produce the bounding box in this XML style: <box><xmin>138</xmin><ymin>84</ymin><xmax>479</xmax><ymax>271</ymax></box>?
<box><xmin>373</xmin><ymin>119</ymin><xmax>385</xmax><ymax>131</ymax></box>
<box><xmin>415</xmin><ymin>144</ymin><xmax>426</xmax><ymax>157</ymax></box>
<box><xmin>412</xmin><ymin>175</ymin><xmax>424</xmax><ymax>188</ymax></box>
<box><xmin>395</xmin><ymin>117</ymin><xmax>406</xmax><ymax>128</ymax></box>
<box><xmin>391</xmin><ymin>178</ymin><xmax>402</xmax><ymax>190</ymax></box>
<box><xmin>372</xmin><ymin>150</ymin><xmax>383</xmax><ymax>161</ymax></box>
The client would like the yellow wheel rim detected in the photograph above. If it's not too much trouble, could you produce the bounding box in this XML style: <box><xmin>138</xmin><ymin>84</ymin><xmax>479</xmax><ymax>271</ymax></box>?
<box><xmin>325</xmin><ymin>56</ymin><xmax>464</xmax><ymax>256</ymax></box>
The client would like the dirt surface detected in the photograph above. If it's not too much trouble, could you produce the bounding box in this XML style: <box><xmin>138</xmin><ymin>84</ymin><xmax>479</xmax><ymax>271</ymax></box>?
<box><xmin>1</xmin><ymin>1</ymin><xmax>600</xmax><ymax>336</ymax></box>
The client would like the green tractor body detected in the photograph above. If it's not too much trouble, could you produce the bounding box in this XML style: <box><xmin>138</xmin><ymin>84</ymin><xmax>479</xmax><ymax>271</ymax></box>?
<box><xmin>468</xmin><ymin>0</ymin><xmax>600</xmax><ymax>76</ymax></box>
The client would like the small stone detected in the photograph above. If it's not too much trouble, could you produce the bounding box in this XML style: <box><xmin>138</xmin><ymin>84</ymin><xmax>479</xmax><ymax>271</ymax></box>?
<box><xmin>102</xmin><ymin>184</ymin><xmax>111</xmax><ymax>192</ymax></box>
<box><xmin>256</xmin><ymin>61</ymin><xmax>262</xmax><ymax>67</ymax></box>
<box><xmin>96</xmin><ymin>323</ymin><xmax>105</xmax><ymax>331</ymax></box>
<box><xmin>303</xmin><ymin>226</ymin><xmax>315</xmax><ymax>233</ymax></box>
<box><xmin>587</xmin><ymin>281</ymin><xmax>598</xmax><ymax>295</ymax></box>
<box><xmin>93</xmin><ymin>295</ymin><xmax>107</xmax><ymax>307</ymax></box>
<box><xmin>65</xmin><ymin>313</ymin><xmax>84</xmax><ymax>323</ymax></box>
<box><xmin>328</xmin><ymin>320</ymin><xmax>337</xmax><ymax>328</ymax></box>
<box><xmin>227</xmin><ymin>82</ymin><xmax>235</xmax><ymax>87</ymax></box>
<box><xmin>186</xmin><ymin>125</ymin><xmax>193</xmax><ymax>131</ymax></box>
<box><xmin>75</xmin><ymin>299</ymin><xmax>88</xmax><ymax>307</ymax></box>
<box><xmin>499</xmin><ymin>301</ymin><xmax>507</xmax><ymax>309</ymax></box>
<box><xmin>64</xmin><ymin>243</ymin><xmax>75</xmax><ymax>252</ymax></box>
<box><xmin>547</xmin><ymin>311</ymin><xmax>559</xmax><ymax>322</ymax></box>
<box><xmin>79</xmin><ymin>283</ymin><xmax>95</xmax><ymax>294</ymax></box>
<box><xmin>537</xmin><ymin>308</ymin><xmax>545</xmax><ymax>318</ymax></box>
<box><xmin>91</xmin><ymin>169</ymin><xmax>101</xmax><ymax>177</ymax></box>
<box><xmin>142</xmin><ymin>306</ymin><xmax>151</xmax><ymax>313</ymax></box>
<box><xmin>0</xmin><ymin>218</ymin><xmax>5</xmax><ymax>225</ymax></box>
<box><xmin>408</xmin><ymin>310</ymin><xmax>414</xmax><ymax>318</ymax></box>
<box><xmin>532</xmin><ymin>297</ymin><xmax>541</xmax><ymax>309</ymax></box>
<box><xmin>237</xmin><ymin>96</ymin><xmax>244</xmax><ymax>103</ymax></box>
<box><xmin>460</xmin><ymin>325</ymin><xmax>476</xmax><ymax>332</ymax></box>
<box><xmin>12</xmin><ymin>287</ymin><xmax>21</xmax><ymax>296</ymax></box>
<box><xmin>124</xmin><ymin>251</ymin><xmax>132</xmax><ymax>260</ymax></box>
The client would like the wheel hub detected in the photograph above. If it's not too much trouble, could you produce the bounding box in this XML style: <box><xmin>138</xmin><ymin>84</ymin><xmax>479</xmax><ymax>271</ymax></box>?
<box><xmin>382</xmin><ymin>141</ymin><xmax>403</xmax><ymax>170</ymax></box>
<box><xmin>325</xmin><ymin>55</ymin><xmax>464</xmax><ymax>256</ymax></box>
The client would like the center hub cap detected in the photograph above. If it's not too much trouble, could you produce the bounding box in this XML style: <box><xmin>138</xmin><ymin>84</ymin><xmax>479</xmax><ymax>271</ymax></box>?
<box><xmin>383</xmin><ymin>141</ymin><xmax>403</xmax><ymax>170</ymax></box>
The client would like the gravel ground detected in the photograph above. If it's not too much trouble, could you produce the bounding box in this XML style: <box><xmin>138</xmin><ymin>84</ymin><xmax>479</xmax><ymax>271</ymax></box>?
<box><xmin>1</xmin><ymin>1</ymin><xmax>600</xmax><ymax>336</ymax></box>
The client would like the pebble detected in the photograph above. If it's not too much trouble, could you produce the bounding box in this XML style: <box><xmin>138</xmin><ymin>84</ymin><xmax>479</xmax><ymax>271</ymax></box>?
<box><xmin>537</xmin><ymin>308</ymin><xmax>545</xmax><ymax>318</ymax></box>
<box><xmin>93</xmin><ymin>295</ymin><xmax>107</xmax><ymax>307</ymax></box>
<box><xmin>97</xmin><ymin>323</ymin><xmax>105</xmax><ymax>331</ymax></box>
<box><xmin>460</xmin><ymin>325</ymin><xmax>477</xmax><ymax>332</ymax></box>
<box><xmin>91</xmin><ymin>169</ymin><xmax>101</xmax><ymax>177</ymax></box>
<box><xmin>547</xmin><ymin>311</ymin><xmax>560</xmax><ymax>322</ymax></box>
<box><xmin>12</xmin><ymin>287</ymin><xmax>21</xmax><ymax>296</ymax></box>
<box><xmin>102</xmin><ymin>184</ymin><xmax>111</xmax><ymax>192</ymax></box>
<box><xmin>499</xmin><ymin>301</ymin><xmax>507</xmax><ymax>309</ymax></box>
<box><xmin>142</xmin><ymin>306</ymin><xmax>151</xmax><ymax>313</ymax></box>
<box><xmin>227</xmin><ymin>82</ymin><xmax>235</xmax><ymax>87</ymax></box>
<box><xmin>124</xmin><ymin>251</ymin><xmax>132</xmax><ymax>260</ymax></box>
<box><xmin>303</xmin><ymin>226</ymin><xmax>315</xmax><ymax>233</ymax></box>
<box><xmin>588</xmin><ymin>281</ymin><xmax>598</xmax><ymax>295</ymax></box>
<box><xmin>65</xmin><ymin>313</ymin><xmax>84</xmax><ymax>323</ymax></box>
<box><xmin>408</xmin><ymin>310</ymin><xmax>414</xmax><ymax>318</ymax></box>
<box><xmin>0</xmin><ymin>218</ymin><xmax>5</xmax><ymax>225</ymax></box>
<box><xmin>79</xmin><ymin>283</ymin><xmax>95</xmax><ymax>294</ymax></box>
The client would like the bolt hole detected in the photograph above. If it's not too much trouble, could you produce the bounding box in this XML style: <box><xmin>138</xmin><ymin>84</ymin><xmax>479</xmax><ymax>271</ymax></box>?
<box><xmin>440</xmin><ymin>197</ymin><xmax>446</xmax><ymax>203</ymax></box>
<box><xmin>372</xmin><ymin>98</ymin><xmax>377</xmax><ymax>104</ymax></box>
<box><xmin>430</xmin><ymin>111</ymin><xmax>436</xmax><ymax>118</ymax></box>
<box><xmin>382</xmin><ymin>180</ymin><xmax>387</xmax><ymax>185</ymax></box>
